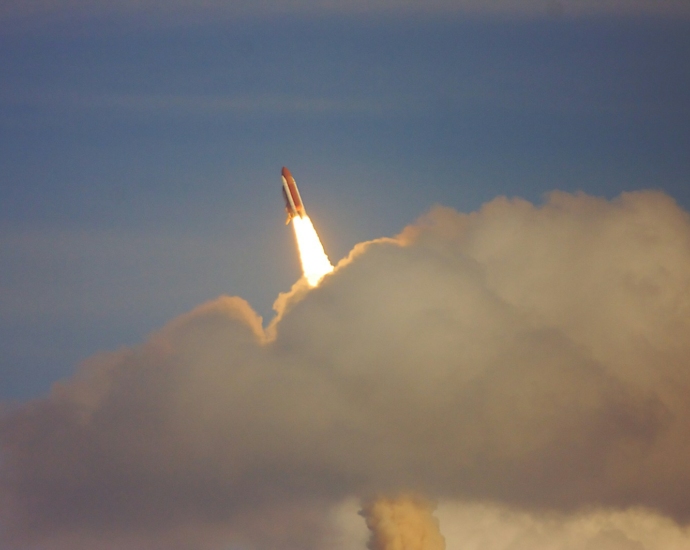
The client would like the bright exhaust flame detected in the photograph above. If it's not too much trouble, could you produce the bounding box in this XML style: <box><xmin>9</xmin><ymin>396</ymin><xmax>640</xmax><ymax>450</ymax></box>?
<box><xmin>292</xmin><ymin>215</ymin><xmax>334</xmax><ymax>287</ymax></box>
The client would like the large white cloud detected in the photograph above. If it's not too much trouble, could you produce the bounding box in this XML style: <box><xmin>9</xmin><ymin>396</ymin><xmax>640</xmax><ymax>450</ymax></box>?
<box><xmin>2</xmin><ymin>190</ymin><xmax>690</xmax><ymax>549</ymax></box>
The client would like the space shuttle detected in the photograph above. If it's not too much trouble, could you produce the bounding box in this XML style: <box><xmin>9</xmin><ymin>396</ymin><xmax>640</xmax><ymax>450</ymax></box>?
<box><xmin>281</xmin><ymin>166</ymin><xmax>306</xmax><ymax>224</ymax></box>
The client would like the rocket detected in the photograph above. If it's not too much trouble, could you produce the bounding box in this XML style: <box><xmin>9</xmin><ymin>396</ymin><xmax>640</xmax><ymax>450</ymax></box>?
<box><xmin>281</xmin><ymin>166</ymin><xmax>306</xmax><ymax>224</ymax></box>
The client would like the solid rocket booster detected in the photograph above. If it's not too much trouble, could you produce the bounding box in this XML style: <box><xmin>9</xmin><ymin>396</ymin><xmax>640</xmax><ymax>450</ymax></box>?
<box><xmin>281</xmin><ymin>166</ymin><xmax>306</xmax><ymax>224</ymax></box>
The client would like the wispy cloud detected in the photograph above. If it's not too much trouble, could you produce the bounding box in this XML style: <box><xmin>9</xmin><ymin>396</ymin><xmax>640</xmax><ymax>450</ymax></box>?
<box><xmin>3</xmin><ymin>82</ymin><xmax>685</xmax><ymax>121</ymax></box>
<box><xmin>1</xmin><ymin>0</ymin><xmax>689</xmax><ymax>23</ymax></box>
<box><xmin>0</xmin><ymin>90</ymin><xmax>396</xmax><ymax>116</ymax></box>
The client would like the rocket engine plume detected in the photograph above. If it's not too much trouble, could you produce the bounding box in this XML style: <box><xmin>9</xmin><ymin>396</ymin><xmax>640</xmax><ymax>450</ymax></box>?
<box><xmin>280</xmin><ymin>166</ymin><xmax>333</xmax><ymax>286</ymax></box>
<box><xmin>292</xmin><ymin>215</ymin><xmax>333</xmax><ymax>287</ymax></box>
<box><xmin>361</xmin><ymin>495</ymin><xmax>446</xmax><ymax>550</ymax></box>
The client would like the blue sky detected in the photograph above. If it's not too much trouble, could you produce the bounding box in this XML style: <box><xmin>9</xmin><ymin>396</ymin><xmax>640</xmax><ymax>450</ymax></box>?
<box><xmin>1</xmin><ymin>5</ymin><xmax>689</xmax><ymax>400</ymax></box>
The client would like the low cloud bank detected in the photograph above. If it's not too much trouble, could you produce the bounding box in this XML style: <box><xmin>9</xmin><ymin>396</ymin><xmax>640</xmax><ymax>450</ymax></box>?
<box><xmin>330</xmin><ymin>498</ymin><xmax>690</xmax><ymax>550</ymax></box>
<box><xmin>2</xmin><ymin>190</ymin><xmax>690</xmax><ymax>549</ymax></box>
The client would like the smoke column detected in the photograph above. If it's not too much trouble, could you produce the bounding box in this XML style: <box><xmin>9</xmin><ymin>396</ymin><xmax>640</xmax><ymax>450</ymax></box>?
<box><xmin>292</xmin><ymin>215</ymin><xmax>334</xmax><ymax>286</ymax></box>
<box><xmin>361</xmin><ymin>495</ymin><xmax>446</xmax><ymax>550</ymax></box>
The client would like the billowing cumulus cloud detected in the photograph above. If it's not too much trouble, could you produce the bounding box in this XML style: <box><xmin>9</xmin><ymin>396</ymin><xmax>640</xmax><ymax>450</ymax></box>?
<box><xmin>2</xmin><ymin>190</ymin><xmax>690</xmax><ymax>549</ymax></box>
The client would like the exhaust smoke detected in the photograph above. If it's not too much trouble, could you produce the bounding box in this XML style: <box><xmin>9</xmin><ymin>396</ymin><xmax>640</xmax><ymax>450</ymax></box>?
<box><xmin>4</xmin><ymin>190</ymin><xmax>690</xmax><ymax>549</ymax></box>
<box><xmin>361</xmin><ymin>495</ymin><xmax>445</xmax><ymax>550</ymax></box>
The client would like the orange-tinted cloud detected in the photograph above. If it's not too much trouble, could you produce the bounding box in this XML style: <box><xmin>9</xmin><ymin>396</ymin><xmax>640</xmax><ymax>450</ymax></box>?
<box><xmin>361</xmin><ymin>494</ymin><xmax>445</xmax><ymax>550</ymax></box>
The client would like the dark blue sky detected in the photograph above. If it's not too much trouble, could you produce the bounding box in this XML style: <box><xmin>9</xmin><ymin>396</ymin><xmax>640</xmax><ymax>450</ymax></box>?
<box><xmin>1</xmin><ymin>10</ymin><xmax>689</xmax><ymax>399</ymax></box>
